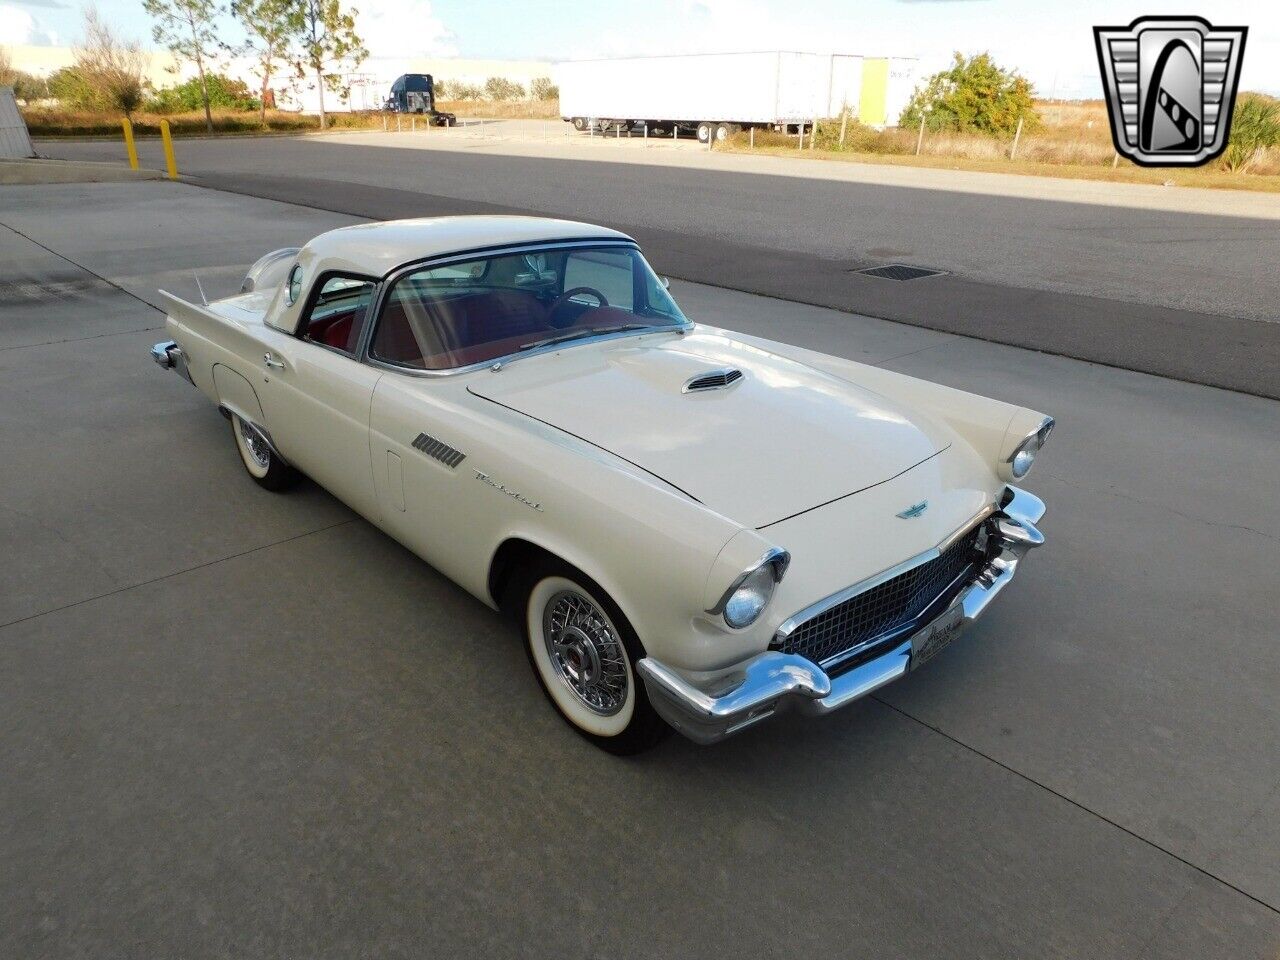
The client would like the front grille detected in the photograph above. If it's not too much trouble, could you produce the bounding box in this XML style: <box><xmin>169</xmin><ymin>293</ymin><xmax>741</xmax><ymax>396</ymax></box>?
<box><xmin>774</xmin><ymin>525</ymin><xmax>987</xmax><ymax>669</ymax></box>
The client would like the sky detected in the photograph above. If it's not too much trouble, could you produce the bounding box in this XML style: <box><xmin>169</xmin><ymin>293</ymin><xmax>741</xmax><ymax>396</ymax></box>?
<box><xmin>3</xmin><ymin>0</ymin><xmax>1279</xmax><ymax>98</ymax></box>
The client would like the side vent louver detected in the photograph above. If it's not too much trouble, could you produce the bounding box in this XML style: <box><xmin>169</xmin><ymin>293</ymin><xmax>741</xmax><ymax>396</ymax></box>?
<box><xmin>683</xmin><ymin>368</ymin><xmax>744</xmax><ymax>393</ymax></box>
<box><xmin>412</xmin><ymin>432</ymin><xmax>466</xmax><ymax>468</ymax></box>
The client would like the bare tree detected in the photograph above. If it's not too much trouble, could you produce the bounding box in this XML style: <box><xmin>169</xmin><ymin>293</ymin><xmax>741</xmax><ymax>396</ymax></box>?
<box><xmin>143</xmin><ymin>0</ymin><xmax>224</xmax><ymax>132</ymax></box>
<box><xmin>291</xmin><ymin>0</ymin><xmax>366</xmax><ymax>130</ymax></box>
<box><xmin>72</xmin><ymin>7</ymin><xmax>149</xmax><ymax>116</ymax></box>
<box><xmin>232</xmin><ymin>0</ymin><xmax>297</xmax><ymax>125</ymax></box>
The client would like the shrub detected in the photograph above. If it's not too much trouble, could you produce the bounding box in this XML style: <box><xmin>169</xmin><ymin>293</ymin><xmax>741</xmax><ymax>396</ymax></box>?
<box><xmin>530</xmin><ymin>76</ymin><xmax>558</xmax><ymax>101</ymax></box>
<box><xmin>446</xmin><ymin>81</ymin><xmax>482</xmax><ymax>100</ymax></box>
<box><xmin>900</xmin><ymin>52</ymin><xmax>1039</xmax><ymax>138</ymax></box>
<box><xmin>483</xmin><ymin>76</ymin><xmax>525</xmax><ymax>101</ymax></box>
<box><xmin>49</xmin><ymin>9</ymin><xmax>149</xmax><ymax>116</ymax></box>
<box><xmin>1222</xmin><ymin>93</ymin><xmax>1280</xmax><ymax>172</ymax></box>
<box><xmin>149</xmin><ymin>73</ymin><xmax>259</xmax><ymax>113</ymax></box>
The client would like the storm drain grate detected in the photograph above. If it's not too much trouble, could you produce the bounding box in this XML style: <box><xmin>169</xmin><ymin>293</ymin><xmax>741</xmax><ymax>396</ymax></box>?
<box><xmin>856</xmin><ymin>264</ymin><xmax>947</xmax><ymax>281</ymax></box>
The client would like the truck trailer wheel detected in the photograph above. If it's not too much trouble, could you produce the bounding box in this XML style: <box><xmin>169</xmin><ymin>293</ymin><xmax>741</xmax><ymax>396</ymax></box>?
<box><xmin>572</xmin><ymin>117</ymin><xmax>587</xmax><ymax>131</ymax></box>
<box><xmin>714</xmin><ymin>122</ymin><xmax>740</xmax><ymax>142</ymax></box>
<box><xmin>696</xmin><ymin>121</ymin><xmax>714</xmax><ymax>144</ymax></box>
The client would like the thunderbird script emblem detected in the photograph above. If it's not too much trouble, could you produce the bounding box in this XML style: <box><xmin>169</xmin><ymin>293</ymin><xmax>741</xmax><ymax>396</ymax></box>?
<box><xmin>896</xmin><ymin>500</ymin><xmax>929</xmax><ymax>520</ymax></box>
<box><xmin>1094</xmin><ymin>16</ymin><xmax>1247</xmax><ymax>167</ymax></box>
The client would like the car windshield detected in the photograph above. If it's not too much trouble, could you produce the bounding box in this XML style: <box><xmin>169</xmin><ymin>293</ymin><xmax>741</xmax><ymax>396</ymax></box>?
<box><xmin>369</xmin><ymin>244</ymin><xmax>686</xmax><ymax>371</ymax></box>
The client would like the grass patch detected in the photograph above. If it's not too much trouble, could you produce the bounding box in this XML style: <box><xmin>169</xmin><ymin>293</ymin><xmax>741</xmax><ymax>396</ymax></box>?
<box><xmin>724</xmin><ymin>100</ymin><xmax>1280</xmax><ymax>190</ymax></box>
<box><xmin>436</xmin><ymin>98</ymin><xmax>562</xmax><ymax>120</ymax></box>
<box><xmin>23</xmin><ymin>106</ymin><xmax>389</xmax><ymax>137</ymax></box>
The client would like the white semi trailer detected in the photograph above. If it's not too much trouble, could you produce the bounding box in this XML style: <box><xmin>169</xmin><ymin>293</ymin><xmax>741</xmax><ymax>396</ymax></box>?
<box><xmin>557</xmin><ymin>51</ymin><xmax>918</xmax><ymax>143</ymax></box>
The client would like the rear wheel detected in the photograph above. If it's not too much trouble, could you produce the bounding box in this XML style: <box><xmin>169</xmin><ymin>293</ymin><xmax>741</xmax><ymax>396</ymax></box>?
<box><xmin>572</xmin><ymin>116</ymin><xmax>587</xmax><ymax>131</ymax></box>
<box><xmin>696</xmin><ymin>120</ymin><xmax>714</xmax><ymax>144</ymax></box>
<box><xmin>714</xmin><ymin>122</ymin><xmax>739</xmax><ymax>142</ymax></box>
<box><xmin>517</xmin><ymin>561</ymin><xmax>670</xmax><ymax>754</ymax></box>
<box><xmin>231</xmin><ymin>413</ymin><xmax>299</xmax><ymax>492</ymax></box>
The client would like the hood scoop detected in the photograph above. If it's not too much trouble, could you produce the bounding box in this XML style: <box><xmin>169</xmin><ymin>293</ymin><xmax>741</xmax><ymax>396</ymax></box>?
<box><xmin>683</xmin><ymin>368</ymin><xmax>743</xmax><ymax>393</ymax></box>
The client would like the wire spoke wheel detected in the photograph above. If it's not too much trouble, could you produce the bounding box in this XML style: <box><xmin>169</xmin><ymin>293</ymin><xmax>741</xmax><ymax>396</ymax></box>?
<box><xmin>238</xmin><ymin>417</ymin><xmax>271</xmax><ymax>470</ymax></box>
<box><xmin>542</xmin><ymin>589</ymin><xmax>629</xmax><ymax>716</ymax></box>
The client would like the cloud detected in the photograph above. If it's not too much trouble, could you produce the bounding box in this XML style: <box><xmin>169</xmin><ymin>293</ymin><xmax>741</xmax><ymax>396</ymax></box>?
<box><xmin>11</xmin><ymin>0</ymin><xmax>69</xmax><ymax>9</ymax></box>
<box><xmin>356</xmin><ymin>0</ymin><xmax>458</xmax><ymax>59</ymax></box>
<box><xmin>0</xmin><ymin>4</ymin><xmax>58</xmax><ymax>44</ymax></box>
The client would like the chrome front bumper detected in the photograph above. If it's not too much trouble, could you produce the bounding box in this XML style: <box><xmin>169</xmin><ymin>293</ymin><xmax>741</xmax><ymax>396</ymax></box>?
<box><xmin>150</xmin><ymin>340</ymin><xmax>193</xmax><ymax>384</ymax></box>
<box><xmin>637</xmin><ymin>486</ymin><xmax>1046</xmax><ymax>745</ymax></box>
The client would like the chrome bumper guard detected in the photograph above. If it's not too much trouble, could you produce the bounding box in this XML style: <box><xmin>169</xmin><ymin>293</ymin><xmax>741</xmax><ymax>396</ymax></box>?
<box><xmin>150</xmin><ymin>340</ymin><xmax>193</xmax><ymax>384</ymax></box>
<box><xmin>637</xmin><ymin>486</ymin><xmax>1046</xmax><ymax>745</ymax></box>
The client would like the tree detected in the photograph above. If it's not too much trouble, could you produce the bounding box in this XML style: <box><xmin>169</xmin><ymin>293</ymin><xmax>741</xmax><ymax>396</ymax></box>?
<box><xmin>232</xmin><ymin>0</ymin><xmax>297</xmax><ymax>125</ymax></box>
<box><xmin>291</xmin><ymin>0</ymin><xmax>366</xmax><ymax>130</ymax></box>
<box><xmin>143</xmin><ymin>0</ymin><xmax>224</xmax><ymax>133</ymax></box>
<box><xmin>66</xmin><ymin>7</ymin><xmax>148</xmax><ymax>116</ymax></box>
<box><xmin>1222</xmin><ymin>93</ymin><xmax>1280</xmax><ymax>173</ymax></box>
<box><xmin>483</xmin><ymin>76</ymin><xmax>525</xmax><ymax>101</ymax></box>
<box><xmin>900</xmin><ymin>52</ymin><xmax>1039</xmax><ymax>138</ymax></box>
<box><xmin>530</xmin><ymin>76</ymin><xmax>558</xmax><ymax>101</ymax></box>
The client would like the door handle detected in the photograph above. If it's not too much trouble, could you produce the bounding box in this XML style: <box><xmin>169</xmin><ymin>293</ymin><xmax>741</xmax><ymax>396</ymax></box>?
<box><xmin>263</xmin><ymin>352</ymin><xmax>286</xmax><ymax>370</ymax></box>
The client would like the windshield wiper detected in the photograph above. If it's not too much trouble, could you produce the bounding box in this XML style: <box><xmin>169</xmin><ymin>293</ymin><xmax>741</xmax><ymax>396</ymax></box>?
<box><xmin>518</xmin><ymin>323</ymin><xmax>657</xmax><ymax>352</ymax></box>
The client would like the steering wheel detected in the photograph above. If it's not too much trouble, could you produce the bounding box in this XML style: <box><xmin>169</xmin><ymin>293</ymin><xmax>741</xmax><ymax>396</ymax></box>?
<box><xmin>547</xmin><ymin>286</ymin><xmax>609</xmax><ymax>328</ymax></box>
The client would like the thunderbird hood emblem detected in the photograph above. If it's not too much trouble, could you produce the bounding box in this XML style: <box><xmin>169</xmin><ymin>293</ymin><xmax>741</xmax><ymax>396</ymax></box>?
<box><xmin>896</xmin><ymin>500</ymin><xmax>929</xmax><ymax>520</ymax></box>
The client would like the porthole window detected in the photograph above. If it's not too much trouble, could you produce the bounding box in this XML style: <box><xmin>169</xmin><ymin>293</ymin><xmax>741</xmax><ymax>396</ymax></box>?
<box><xmin>286</xmin><ymin>264</ymin><xmax>304</xmax><ymax>305</ymax></box>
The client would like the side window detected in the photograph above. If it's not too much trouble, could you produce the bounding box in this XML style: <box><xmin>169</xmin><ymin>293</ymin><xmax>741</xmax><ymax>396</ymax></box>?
<box><xmin>562</xmin><ymin>249</ymin><xmax>634</xmax><ymax>310</ymax></box>
<box><xmin>301</xmin><ymin>275</ymin><xmax>376</xmax><ymax>355</ymax></box>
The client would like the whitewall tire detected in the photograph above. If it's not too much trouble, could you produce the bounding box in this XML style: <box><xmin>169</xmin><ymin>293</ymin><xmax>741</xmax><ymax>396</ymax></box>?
<box><xmin>517</xmin><ymin>562</ymin><xmax>670</xmax><ymax>753</ymax></box>
<box><xmin>230</xmin><ymin>413</ymin><xmax>300</xmax><ymax>492</ymax></box>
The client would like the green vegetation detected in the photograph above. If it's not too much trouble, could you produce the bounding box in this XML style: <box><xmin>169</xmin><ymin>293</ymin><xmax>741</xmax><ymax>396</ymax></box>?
<box><xmin>900</xmin><ymin>52</ymin><xmax>1039</xmax><ymax>138</ymax></box>
<box><xmin>0</xmin><ymin>46</ymin><xmax>50</xmax><ymax>101</ymax></box>
<box><xmin>484</xmin><ymin>76</ymin><xmax>526</xmax><ymax>101</ymax></box>
<box><xmin>1223</xmin><ymin>93</ymin><xmax>1280</xmax><ymax>173</ymax></box>
<box><xmin>530</xmin><ymin>76</ymin><xmax>558</xmax><ymax>101</ymax></box>
<box><xmin>148</xmin><ymin>73</ymin><xmax>259</xmax><ymax>112</ymax></box>
<box><xmin>143</xmin><ymin>0</ymin><xmax>223</xmax><ymax>132</ymax></box>
<box><xmin>46</xmin><ymin>9</ymin><xmax>148</xmax><ymax>116</ymax></box>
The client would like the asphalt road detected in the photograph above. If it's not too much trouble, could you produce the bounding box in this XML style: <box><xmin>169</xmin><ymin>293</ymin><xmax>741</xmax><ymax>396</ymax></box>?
<box><xmin>39</xmin><ymin>132</ymin><xmax>1280</xmax><ymax>399</ymax></box>
<box><xmin>1</xmin><ymin>179</ymin><xmax>1277</xmax><ymax>959</ymax></box>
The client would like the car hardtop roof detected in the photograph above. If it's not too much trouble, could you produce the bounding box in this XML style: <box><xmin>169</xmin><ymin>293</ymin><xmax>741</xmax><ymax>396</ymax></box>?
<box><xmin>301</xmin><ymin>216</ymin><xmax>636</xmax><ymax>279</ymax></box>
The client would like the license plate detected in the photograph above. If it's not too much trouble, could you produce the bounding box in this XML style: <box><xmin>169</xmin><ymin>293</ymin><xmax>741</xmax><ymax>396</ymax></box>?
<box><xmin>910</xmin><ymin>605</ymin><xmax>964</xmax><ymax>671</ymax></box>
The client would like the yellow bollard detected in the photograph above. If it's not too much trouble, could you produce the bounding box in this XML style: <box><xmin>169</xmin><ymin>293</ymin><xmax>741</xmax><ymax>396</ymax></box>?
<box><xmin>159</xmin><ymin>119</ymin><xmax>178</xmax><ymax>179</ymax></box>
<box><xmin>121</xmin><ymin>117</ymin><xmax>139</xmax><ymax>170</ymax></box>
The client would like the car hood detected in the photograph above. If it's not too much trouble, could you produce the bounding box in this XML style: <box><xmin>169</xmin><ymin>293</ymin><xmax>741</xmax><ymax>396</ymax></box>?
<box><xmin>468</xmin><ymin>329</ymin><xmax>952</xmax><ymax>528</ymax></box>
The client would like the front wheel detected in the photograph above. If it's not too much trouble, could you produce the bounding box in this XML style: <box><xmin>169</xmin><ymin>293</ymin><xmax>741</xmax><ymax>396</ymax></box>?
<box><xmin>231</xmin><ymin>413</ymin><xmax>300</xmax><ymax>492</ymax></box>
<box><xmin>695</xmin><ymin>120</ymin><xmax>714</xmax><ymax>144</ymax></box>
<box><xmin>521</xmin><ymin>565</ymin><xmax>670</xmax><ymax>754</ymax></box>
<box><xmin>572</xmin><ymin>116</ymin><xmax>587</xmax><ymax>131</ymax></box>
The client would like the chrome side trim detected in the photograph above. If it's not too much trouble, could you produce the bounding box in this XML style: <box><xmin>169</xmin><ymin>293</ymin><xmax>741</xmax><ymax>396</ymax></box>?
<box><xmin>704</xmin><ymin>546</ymin><xmax>791</xmax><ymax>617</ymax></box>
<box><xmin>641</xmin><ymin>485</ymin><xmax>1045</xmax><ymax>745</ymax></box>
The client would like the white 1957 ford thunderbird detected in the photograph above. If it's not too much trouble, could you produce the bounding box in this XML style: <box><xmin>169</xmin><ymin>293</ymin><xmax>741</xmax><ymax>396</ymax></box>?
<box><xmin>152</xmin><ymin>217</ymin><xmax>1052</xmax><ymax>753</ymax></box>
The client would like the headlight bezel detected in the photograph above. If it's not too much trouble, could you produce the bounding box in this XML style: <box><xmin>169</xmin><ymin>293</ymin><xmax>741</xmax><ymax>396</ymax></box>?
<box><xmin>1003</xmin><ymin>416</ymin><xmax>1055</xmax><ymax>481</ymax></box>
<box><xmin>708</xmin><ymin>547</ymin><xmax>791</xmax><ymax>629</ymax></box>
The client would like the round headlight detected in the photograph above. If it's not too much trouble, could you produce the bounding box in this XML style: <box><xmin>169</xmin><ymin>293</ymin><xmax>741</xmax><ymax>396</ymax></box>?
<box><xmin>723</xmin><ymin>563</ymin><xmax>777</xmax><ymax>629</ymax></box>
<box><xmin>1010</xmin><ymin>446</ymin><xmax>1036</xmax><ymax>479</ymax></box>
<box><xmin>1006</xmin><ymin>417</ymin><xmax>1054</xmax><ymax>481</ymax></box>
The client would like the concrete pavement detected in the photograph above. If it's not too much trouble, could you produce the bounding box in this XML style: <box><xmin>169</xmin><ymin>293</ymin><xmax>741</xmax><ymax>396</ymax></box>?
<box><xmin>1</xmin><ymin>180</ymin><xmax>1277</xmax><ymax>958</ymax></box>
